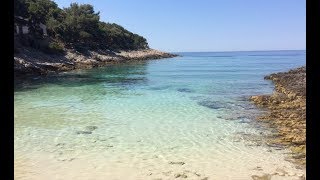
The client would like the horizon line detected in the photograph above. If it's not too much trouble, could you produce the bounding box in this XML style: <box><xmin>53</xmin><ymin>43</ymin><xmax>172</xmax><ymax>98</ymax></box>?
<box><xmin>166</xmin><ymin>49</ymin><xmax>306</xmax><ymax>53</ymax></box>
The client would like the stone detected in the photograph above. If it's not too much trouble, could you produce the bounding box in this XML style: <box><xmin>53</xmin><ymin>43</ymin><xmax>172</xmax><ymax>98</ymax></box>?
<box><xmin>76</xmin><ymin>130</ymin><xmax>92</xmax><ymax>135</ymax></box>
<box><xmin>85</xmin><ymin>126</ymin><xmax>98</xmax><ymax>131</ymax></box>
<box><xmin>251</xmin><ymin>174</ymin><xmax>272</xmax><ymax>180</ymax></box>
<box><xmin>177</xmin><ymin>88</ymin><xmax>194</xmax><ymax>93</ymax></box>
<box><xmin>197</xmin><ymin>100</ymin><xmax>230</xmax><ymax>109</ymax></box>
<box><xmin>290</xmin><ymin>145</ymin><xmax>306</xmax><ymax>154</ymax></box>
<box><xmin>169</xmin><ymin>161</ymin><xmax>185</xmax><ymax>165</ymax></box>
<box><xmin>174</xmin><ymin>173</ymin><xmax>187</xmax><ymax>178</ymax></box>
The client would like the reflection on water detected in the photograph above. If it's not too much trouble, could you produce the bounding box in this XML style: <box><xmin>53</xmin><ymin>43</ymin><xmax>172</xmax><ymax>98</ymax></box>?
<box><xmin>14</xmin><ymin>51</ymin><xmax>306</xmax><ymax>179</ymax></box>
<box><xmin>15</xmin><ymin>62</ymin><xmax>149</xmax><ymax>91</ymax></box>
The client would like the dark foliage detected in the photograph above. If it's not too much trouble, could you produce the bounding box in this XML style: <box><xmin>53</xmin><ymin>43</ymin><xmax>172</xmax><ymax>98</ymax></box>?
<box><xmin>14</xmin><ymin>0</ymin><xmax>149</xmax><ymax>52</ymax></box>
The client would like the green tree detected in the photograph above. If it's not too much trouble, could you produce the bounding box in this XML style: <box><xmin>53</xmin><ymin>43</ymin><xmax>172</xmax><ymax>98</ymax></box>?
<box><xmin>25</xmin><ymin>0</ymin><xmax>60</xmax><ymax>35</ymax></box>
<box><xmin>26</xmin><ymin>0</ymin><xmax>59</xmax><ymax>23</ymax></box>
<box><xmin>60</xmin><ymin>3</ymin><xmax>100</xmax><ymax>47</ymax></box>
<box><xmin>14</xmin><ymin>0</ymin><xmax>149</xmax><ymax>52</ymax></box>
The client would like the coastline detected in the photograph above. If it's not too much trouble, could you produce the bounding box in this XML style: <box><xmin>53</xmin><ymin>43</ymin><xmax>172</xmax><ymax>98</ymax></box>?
<box><xmin>250</xmin><ymin>66</ymin><xmax>306</xmax><ymax>167</ymax></box>
<box><xmin>14</xmin><ymin>48</ymin><xmax>178</xmax><ymax>76</ymax></box>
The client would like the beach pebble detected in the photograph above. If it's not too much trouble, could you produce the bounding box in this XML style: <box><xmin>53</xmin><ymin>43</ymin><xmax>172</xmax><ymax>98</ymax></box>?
<box><xmin>169</xmin><ymin>161</ymin><xmax>185</xmax><ymax>165</ymax></box>
<box><xmin>251</xmin><ymin>174</ymin><xmax>272</xmax><ymax>180</ymax></box>
<box><xmin>174</xmin><ymin>173</ymin><xmax>187</xmax><ymax>178</ymax></box>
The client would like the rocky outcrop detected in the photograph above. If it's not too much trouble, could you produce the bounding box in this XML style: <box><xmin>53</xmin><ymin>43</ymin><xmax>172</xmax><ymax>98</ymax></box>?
<box><xmin>14</xmin><ymin>48</ymin><xmax>178</xmax><ymax>76</ymax></box>
<box><xmin>250</xmin><ymin>67</ymin><xmax>306</xmax><ymax>167</ymax></box>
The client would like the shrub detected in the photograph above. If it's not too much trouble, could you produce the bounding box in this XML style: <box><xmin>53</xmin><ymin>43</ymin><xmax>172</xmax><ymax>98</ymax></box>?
<box><xmin>43</xmin><ymin>42</ymin><xmax>64</xmax><ymax>54</ymax></box>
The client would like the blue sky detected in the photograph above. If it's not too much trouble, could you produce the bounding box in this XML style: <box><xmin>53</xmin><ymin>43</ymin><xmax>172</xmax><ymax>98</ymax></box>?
<box><xmin>53</xmin><ymin>0</ymin><xmax>305</xmax><ymax>52</ymax></box>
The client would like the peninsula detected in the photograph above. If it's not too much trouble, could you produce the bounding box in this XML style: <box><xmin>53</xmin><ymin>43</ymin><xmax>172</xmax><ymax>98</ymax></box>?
<box><xmin>14</xmin><ymin>0</ymin><xmax>177</xmax><ymax>76</ymax></box>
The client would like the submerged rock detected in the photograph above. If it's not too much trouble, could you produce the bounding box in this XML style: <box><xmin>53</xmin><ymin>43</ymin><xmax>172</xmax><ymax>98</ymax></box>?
<box><xmin>76</xmin><ymin>130</ymin><xmax>92</xmax><ymax>135</ymax></box>
<box><xmin>177</xmin><ymin>88</ymin><xmax>194</xmax><ymax>93</ymax></box>
<box><xmin>75</xmin><ymin>125</ymin><xmax>98</xmax><ymax>135</ymax></box>
<box><xmin>85</xmin><ymin>126</ymin><xmax>98</xmax><ymax>131</ymax></box>
<box><xmin>197</xmin><ymin>100</ymin><xmax>228</xmax><ymax>109</ymax></box>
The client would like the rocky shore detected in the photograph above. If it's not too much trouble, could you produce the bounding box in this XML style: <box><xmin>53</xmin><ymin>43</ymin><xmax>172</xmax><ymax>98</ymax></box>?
<box><xmin>14</xmin><ymin>48</ymin><xmax>178</xmax><ymax>76</ymax></box>
<box><xmin>250</xmin><ymin>67</ymin><xmax>306</xmax><ymax>167</ymax></box>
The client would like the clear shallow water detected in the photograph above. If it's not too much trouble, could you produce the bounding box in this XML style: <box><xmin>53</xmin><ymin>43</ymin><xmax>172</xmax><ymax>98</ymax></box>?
<box><xmin>14</xmin><ymin>50</ymin><xmax>306</xmax><ymax>179</ymax></box>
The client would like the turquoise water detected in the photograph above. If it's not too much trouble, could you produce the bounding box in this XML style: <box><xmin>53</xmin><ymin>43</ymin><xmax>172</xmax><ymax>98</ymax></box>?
<box><xmin>14</xmin><ymin>50</ymin><xmax>306</xmax><ymax>179</ymax></box>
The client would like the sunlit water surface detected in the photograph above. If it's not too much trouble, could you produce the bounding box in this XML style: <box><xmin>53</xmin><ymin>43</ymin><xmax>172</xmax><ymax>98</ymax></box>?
<box><xmin>15</xmin><ymin>51</ymin><xmax>306</xmax><ymax>179</ymax></box>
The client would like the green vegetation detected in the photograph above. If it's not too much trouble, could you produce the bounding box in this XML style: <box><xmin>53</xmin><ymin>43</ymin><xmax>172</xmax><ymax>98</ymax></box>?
<box><xmin>14</xmin><ymin>0</ymin><xmax>149</xmax><ymax>53</ymax></box>
<box><xmin>47</xmin><ymin>41</ymin><xmax>64</xmax><ymax>54</ymax></box>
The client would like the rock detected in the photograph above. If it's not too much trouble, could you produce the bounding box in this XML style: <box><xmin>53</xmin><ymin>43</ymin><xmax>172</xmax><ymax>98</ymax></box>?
<box><xmin>174</xmin><ymin>173</ymin><xmax>187</xmax><ymax>178</ymax></box>
<box><xmin>85</xmin><ymin>126</ymin><xmax>98</xmax><ymax>131</ymax></box>
<box><xmin>14</xmin><ymin>48</ymin><xmax>178</xmax><ymax>76</ymax></box>
<box><xmin>197</xmin><ymin>100</ymin><xmax>232</xmax><ymax>109</ymax></box>
<box><xmin>177</xmin><ymin>88</ymin><xmax>194</xmax><ymax>93</ymax></box>
<box><xmin>75</xmin><ymin>126</ymin><xmax>98</xmax><ymax>135</ymax></box>
<box><xmin>169</xmin><ymin>161</ymin><xmax>185</xmax><ymax>165</ymax></box>
<box><xmin>251</xmin><ymin>174</ymin><xmax>272</xmax><ymax>180</ymax></box>
<box><xmin>250</xmin><ymin>67</ymin><xmax>306</xmax><ymax>167</ymax></box>
<box><xmin>290</xmin><ymin>145</ymin><xmax>306</xmax><ymax>154</ymax></box>
<box><xmin>76</xmin><ymin>131</ymin><xmax>92</xmax><ymax>135</ymax></box>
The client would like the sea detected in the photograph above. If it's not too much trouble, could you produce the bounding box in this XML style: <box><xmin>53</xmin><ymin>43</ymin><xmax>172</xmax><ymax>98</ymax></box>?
<box><xmin>14</xmin><ymin>50</ymin><xmax>306</xmax><ymax>179</ymax></box>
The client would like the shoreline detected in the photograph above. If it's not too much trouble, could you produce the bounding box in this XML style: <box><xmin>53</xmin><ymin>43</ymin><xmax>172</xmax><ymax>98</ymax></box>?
<box><xmin>14</xmin><ymin>48</ymin><xmax>178</xmax><ymax>77</ymax></box>
<box><xmin>250</xmin><ymin>66</ymin><xmax>306</xmax><ymax>167</ymax></box>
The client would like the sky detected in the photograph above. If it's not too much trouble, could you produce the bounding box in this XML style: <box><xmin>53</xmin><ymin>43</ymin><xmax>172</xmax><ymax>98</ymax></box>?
<box><xmin>53</xmin><ymin>0</ymin><xmax>306</xmax><ymax>52</ymax></box>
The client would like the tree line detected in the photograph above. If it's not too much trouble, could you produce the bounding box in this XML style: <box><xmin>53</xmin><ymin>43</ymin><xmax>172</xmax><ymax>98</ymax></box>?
<box><xmin>14</xmin><ymin>0</ymin><xmax>149</xmax><ymax>52</ymax></box>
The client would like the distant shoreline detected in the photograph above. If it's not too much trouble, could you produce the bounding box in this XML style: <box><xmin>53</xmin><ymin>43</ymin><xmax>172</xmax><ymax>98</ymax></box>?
<box><xmin>250</xmin><ymin>66</ymin><xmax>306</xmax><ymax>167</ymax></box>
<box><xmin>14</xmin><ymin>48</ymin><xmax>178</xmax><ymax>77</ymax></box>
<box><xmin>174</xmin><ymin>49</ymin><xmax>305</xmax><ymax>53</ymax></box>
